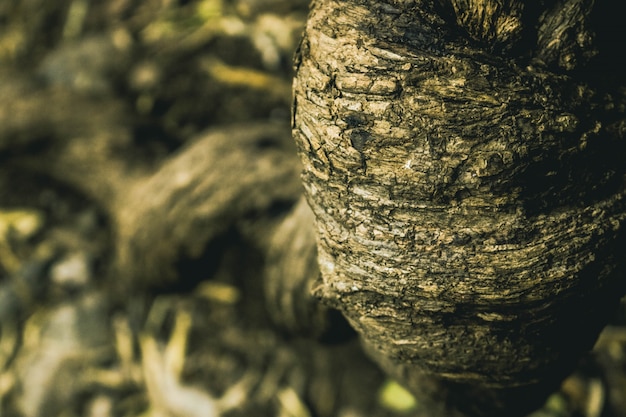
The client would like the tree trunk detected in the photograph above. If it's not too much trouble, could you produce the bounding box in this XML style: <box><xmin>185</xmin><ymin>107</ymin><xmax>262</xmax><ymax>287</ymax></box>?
<box><xmin>292</xmin><ymin>0</ymin><xmax>626</xmax><ymax>415</ymax></box>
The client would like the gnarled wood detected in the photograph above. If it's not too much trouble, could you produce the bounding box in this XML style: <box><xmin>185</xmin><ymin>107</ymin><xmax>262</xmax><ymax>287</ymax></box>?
<box><xmin>293</xmin><ymin>0</ymin><xmax>626</xmax><ymax>415</ymax></box>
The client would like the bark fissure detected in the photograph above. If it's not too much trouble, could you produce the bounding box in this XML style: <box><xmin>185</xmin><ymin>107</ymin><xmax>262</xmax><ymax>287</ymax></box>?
<box><xmin>294</xmin><ymin>0</ymin><xmax>626</xmax><ymax>415</ymax></box>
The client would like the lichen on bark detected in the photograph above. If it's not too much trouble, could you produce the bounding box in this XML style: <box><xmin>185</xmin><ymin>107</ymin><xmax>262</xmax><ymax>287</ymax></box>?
<box><xmin>292</xmin><ymin>0</ymin><xmax>626</xmax><ymax>415</ymax></box>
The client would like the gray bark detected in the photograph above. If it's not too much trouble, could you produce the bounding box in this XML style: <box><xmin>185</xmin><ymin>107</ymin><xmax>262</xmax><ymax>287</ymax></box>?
<box><xmin>292</xmin><ymin>0</ymin><xmax>626</xmax><ymax>415</ymax></box>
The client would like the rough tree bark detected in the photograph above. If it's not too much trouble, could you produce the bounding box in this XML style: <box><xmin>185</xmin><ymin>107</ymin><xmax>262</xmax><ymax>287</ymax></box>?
<box><xmin>293</xmin><ymin>0</ymin><xmax>626</xmax><ymax>416</ymax></box>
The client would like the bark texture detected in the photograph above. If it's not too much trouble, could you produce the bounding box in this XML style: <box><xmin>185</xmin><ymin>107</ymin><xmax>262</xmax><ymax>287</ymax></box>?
<box><xmin>293</xmin><ymin>0</ymin><xmax>626</xmax><ymax>415</ymax></box>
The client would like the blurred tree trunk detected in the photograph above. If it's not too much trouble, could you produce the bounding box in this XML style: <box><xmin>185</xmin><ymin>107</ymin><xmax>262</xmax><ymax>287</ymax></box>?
<box><xmin>292</xmin><ymin>0</ymin><xmax>626</xmax><ymax>416</ymax></box>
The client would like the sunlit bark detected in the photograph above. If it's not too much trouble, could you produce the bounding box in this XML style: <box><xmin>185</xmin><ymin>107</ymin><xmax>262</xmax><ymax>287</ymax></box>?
<box><xmin>293</xmin><ymin>0</ymin><xmax>626</xmax><ymax>415</ymax></box>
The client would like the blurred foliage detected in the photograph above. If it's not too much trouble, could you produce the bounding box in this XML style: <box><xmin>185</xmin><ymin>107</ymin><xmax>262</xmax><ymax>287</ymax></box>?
<box><xmin>0</xmin><ymin>0</ymin><xmax>305</xmax><ymax>148</ymax></box>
